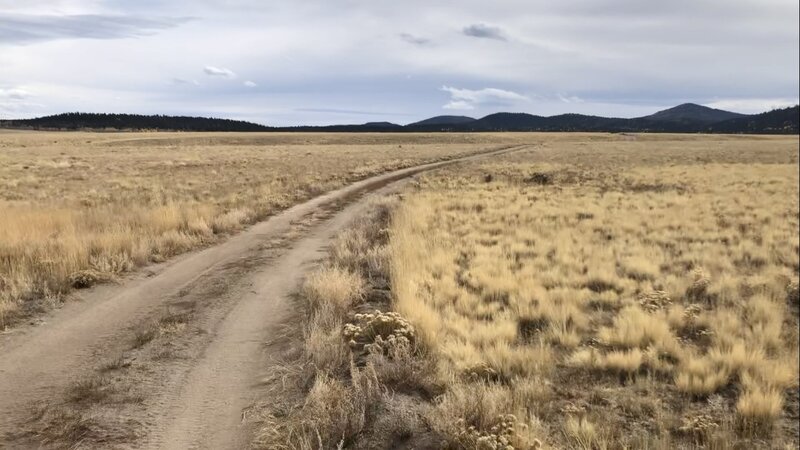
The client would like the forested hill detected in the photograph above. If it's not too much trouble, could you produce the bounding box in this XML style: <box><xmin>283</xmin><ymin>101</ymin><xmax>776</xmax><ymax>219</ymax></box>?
<box><xmin>0</xmin><ymin>113</ymin><xmax>271</xmax><ymax>132</ymax></box>
<box><xmin>1</xmin><ymin>105</ymin><xmax>797</xmax><ymax>134</ymax></box>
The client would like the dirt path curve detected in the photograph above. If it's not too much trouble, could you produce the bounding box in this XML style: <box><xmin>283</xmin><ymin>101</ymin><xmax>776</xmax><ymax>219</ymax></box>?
<box><xmin>0</xmin><ymin>144</ymin><xmax>530</xmax><ymax>448</ymax></box>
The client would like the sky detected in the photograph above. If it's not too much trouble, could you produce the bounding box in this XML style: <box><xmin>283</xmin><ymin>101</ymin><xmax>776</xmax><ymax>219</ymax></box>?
<box><xmin>1</xmin><ymin>0</ymin><xmax>798</xmax><ymax>126</ymax></box>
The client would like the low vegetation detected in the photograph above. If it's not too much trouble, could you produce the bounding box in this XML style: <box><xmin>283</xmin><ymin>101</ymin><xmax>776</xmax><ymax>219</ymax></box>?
<box><xmin>0</xmin><ymin>131</ymin><xmax>515</xmax><ymax>327</ymax></box>
<box><xmin>267</xmin><ymin>134</ymin><xmax>798</xmax><ymax>449</ymax></box>
<box><xmin>254</xmin><ymin>197</ymin><xmax>431</xmax><ymax>449</ymax></box>
<box><xmin>390</xmin><ymin>139</ymin><xmax>799</xmax><ymax>448</ymax></box>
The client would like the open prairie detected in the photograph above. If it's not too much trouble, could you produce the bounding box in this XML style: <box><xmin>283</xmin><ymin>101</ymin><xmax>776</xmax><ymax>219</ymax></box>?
<box><xmin>0</xmin><ymin>131</ymin><xmax>519</xmax><ymax>327</ymax></box>
<box><xmin>271</xmin><ymin>133</ymin><xmax>800</xmax><ymax>449</ymax></box>
<box><xmin>1</xmin><ymin>132</ymin><xmax>798</xmax><ymax>450</ymax></box>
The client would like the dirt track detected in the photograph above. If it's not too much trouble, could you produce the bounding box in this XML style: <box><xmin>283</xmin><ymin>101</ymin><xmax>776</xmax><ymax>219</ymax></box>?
<box><xmin>0</xmin><ymin>144</ymin><xmax>529</xmax><ymax>449</ymax></box>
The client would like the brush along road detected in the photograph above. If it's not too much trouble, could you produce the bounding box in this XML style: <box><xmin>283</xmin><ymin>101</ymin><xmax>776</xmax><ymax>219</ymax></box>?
<box><xmin>0</xmin><ymin>144</ymin><xmax>530</xmax><ymax>448</ymax></box>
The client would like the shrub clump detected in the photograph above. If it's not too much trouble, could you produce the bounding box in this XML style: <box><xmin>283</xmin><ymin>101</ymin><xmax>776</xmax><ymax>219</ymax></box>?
<box><xmin>638</xmin><ymin>290</ymin><xmax>672</xmax><ymax>312</ymax></box>
<box><xmin>687</xmin><ymin>268</ymin><xmax>711</xmax><ymax>300</ymax></box>
<box><xmin>455</xmin><ymin>415</ymin><xmax>540</xmax><ymax>450</ymax></box>
<box><xmin>68</xmin><ymin>269</ymin><xmax>104</xmax><ymax>289</ymax></box>
<box><xmin>524</xmin><ymin>172</ymin><xmax>553</xmax><ymax>185</ymax></box>
<box><xmin>678</xmin><ymin>412</ymin><xmax>719</xmax><ymax>437</ymax></box>
<box><xmin>343</xmin><ymin>310</ymin><xmax>415</xmax><ymax>355</ymax></box>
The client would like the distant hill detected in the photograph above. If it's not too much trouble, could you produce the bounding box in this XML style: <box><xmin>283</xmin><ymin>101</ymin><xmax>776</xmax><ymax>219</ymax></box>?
<box><xmin>639</xmin><ymin>103</ymin><xmax>747</xmax><ymax>123</ymax></box>
<box><xmin>362</xmin><ymin>121</ymin><xmax>402</xmax><ymax>128</ymax></box>
<box><xmin>409</xmin><ymin>115</ymin><xmax>476</xmax><ymax>126</ymax></box>
<box><xmin>0</xmin><ymin>112</ymin><xmax>271</xmax><ymax>132</ymax></box>
<box><xmin>710</xmin><ymin>105</ymin><xmax>799</xmax><ymax>134</ymax></box>
<box><xmin>2</xmin><ymin>104</ymin><xmax>797</xmax><ymax>134</ymax></box>
<box><xmin>408</xmin><ymin>104</ymin><xmax>797</xmax><ymax>134</ymax></box>
<box><xmin>469</xmin><ymin>112</ymin><xmax>546</xmax><ymax>130</ymax></box>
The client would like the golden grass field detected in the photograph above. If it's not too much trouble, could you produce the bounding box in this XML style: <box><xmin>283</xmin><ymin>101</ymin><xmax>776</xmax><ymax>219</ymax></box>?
<box><xmin>274</xmin><ymin>134</ymin><xmax>800</xmax><ymax>449</ymax></box>
<box><xmin>2</xmin><ymin>131</ymin><xmax>798</xmax><ymax>448</ymax></box>
<box><xmin>0</xmin><ymin>131</ymin><xmax>519</xmax><ymax>327</ymax></box>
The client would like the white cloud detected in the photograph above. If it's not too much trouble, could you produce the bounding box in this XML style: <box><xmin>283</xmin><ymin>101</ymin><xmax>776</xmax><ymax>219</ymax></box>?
<box><xmin>441</xmin><ymin>85</ymin><xmax>528</xmax><ymax>110</ymax></box>
<box><xmin>243</xmin><ymin>80</ymin><xmax>257</xmax><ymax>87</ymax></box>
<box><xmin>0</xmin><ymin>87</ymin><xmax>31</xmax><ymax>99</ymax></box>
<box><xmin>0</xmin><ymin>1</ymin><xmax>796</xmax><ymax>124</ymax></box>
<box><xmin>557</xmin><ymin>94</ymin><xmax>584</xmax><ymax>103</ymax></box>
<box><xmin>0</xmin><ymin>87</ymin><xmax>40</xmax><ymax>115</ymax></box>
<box><xmin>203</xmin><ymin>65</ymin><xmax>236</xmax><ymax>78</ymax></box>
<box><xmin>703</xmin><ymin>98</ymin><xmax>798</xmax><ymax>114</ymax></box>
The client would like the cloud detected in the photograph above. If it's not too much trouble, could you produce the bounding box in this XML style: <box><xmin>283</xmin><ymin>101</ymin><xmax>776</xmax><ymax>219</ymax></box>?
<box><xmin>441</xmin><ymin>85</ymin><xmax>528</xmax><ymax>110</ymax></box>
<box><xmin>243</xmin><ymin>80</ymin><xmax>258</xmax><ymax>87</ymax></box>
<box><xmin>0</xmin><ymin>87</ymin><xmax>40</xmax><ymax>115</ymax></box>
<box><xmin>462</xmin><ymin>23</ymin><xmax>506</xmax><ymax>41</ymax></box>
<box><xmin>203</xmin><ymin>66</ymin><xmax>236</xmax><ymax>78</ymax></box>
<box><xmin>172</xmin><ymin>78</ymin><xmax>199</xmax><ymax>86</ymax></box>
<box><xmin>295</xmin><ymin>107</ymin><xmax>412</xmax><ymax>116</ymax></box>
<box><xmin>0</xmin><ymin>88</ymin><xmax>31</xmax><ymax>99</ymax></box>
<box><xmin>703</xmin><ymin>98</ymin><xmax>799</xmax><ymax>114</ymax></box>
<box><xmin>0</xmin><ymin>1</ymin><xmax>796</xmax><ymax>123</ymax></box>
<box><xmin>399</xmin><ymin>33</ymin><xmax>432</xmax><ymax>46</ymax></box>
<box><xmin>558</xmin><ymin>94</ymin><xmax>584</xmax><ymax>103</ymax></box>
<box><xmin>0</xmin><ymin>13</ymin><xmax>190</xmax><ymax>44</ymax></box>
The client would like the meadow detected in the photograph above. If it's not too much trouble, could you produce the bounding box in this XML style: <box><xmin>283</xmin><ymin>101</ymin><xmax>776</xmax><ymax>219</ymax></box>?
<box><xmin>2</xmin><ymin>131</ymin><xmax>798</xmax><ymax>448</ymax></box>
<box><xmin>273</xmin><ymin>134</ymin><xmax>800</xmax><ymax>449</ymax></box>
<box><xmin>0</xmin><ymin>131</ymin><xmax>517</xmax><ymax>327</ymax></box>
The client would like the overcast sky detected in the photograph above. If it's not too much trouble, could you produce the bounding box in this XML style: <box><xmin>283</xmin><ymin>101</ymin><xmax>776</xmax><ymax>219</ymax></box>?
<box><xmin>1</xmin><ymin>0</ymin><xmax>798</xmax><ymax>126</ymax></box>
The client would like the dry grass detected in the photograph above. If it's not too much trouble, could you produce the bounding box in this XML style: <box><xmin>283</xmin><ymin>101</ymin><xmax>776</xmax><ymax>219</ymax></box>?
<box><xmin>251</xmin><ymin>133</ymin><xmax>799</xmax><ymax>449</ymax></box>
<box><xmin>389</xmin><ymin>134</ymin><xmax>799</xmax><ymax>448</ymax></box>
<box><xmin>255</xmin><ymin>197</ymin><xmax>414</xmax><ymax>449</ymax></box>
<box><xmin>0</xmin><ymin>131</ymin><xmax>518</xmax><ymax>327</ymax></box>
<box><xmin>302</xmin><ymin>266</ymin><xmax>365</xmax><ymax>314</ymax></box>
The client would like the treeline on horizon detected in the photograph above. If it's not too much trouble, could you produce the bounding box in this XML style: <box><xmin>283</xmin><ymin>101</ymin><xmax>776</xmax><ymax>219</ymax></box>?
<box><xmin>1</xmin><ymin>105</ymin><xmax>798</xmax><ymax>134</ymax></box>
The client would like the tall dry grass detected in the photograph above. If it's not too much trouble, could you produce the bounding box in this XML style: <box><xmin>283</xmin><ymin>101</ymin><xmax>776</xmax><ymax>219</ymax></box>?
<box><xmin>255</xmin><ymin>198</ymin><xmax>412</xmax><ymax>449</ymax></box>
<box><xmin>390</xmin><ymin>136</ymin><xmax>799</xmax><ymax>448</ymax></box>
<box><xmin>0</xmin><ymin>131</ymin><xmax>515</xmax><ymax>326</ymax></box>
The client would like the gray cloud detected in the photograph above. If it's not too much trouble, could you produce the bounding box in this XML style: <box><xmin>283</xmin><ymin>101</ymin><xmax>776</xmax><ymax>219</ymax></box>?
<box><xmin>171</xmin><ymin>78</ymin><xmax>199</xmax><ymax>86</ymax></box>
<box><xmin>0</xmin><ymin>0</ymin><xmax>796</xmax><ymax>124</ymax></box>
<box><xmin>462</xmin><ymin>23</ymin><xmax>507</xmax><ymax>41</ymax></box>
<box><xmin>0</xmin><ymin>13</ymin><xmax>191</xmax><ymax>44</ymax></box>
<box><xmin>399</xmin><ymin>33</ymin><xmax>432</xmax><ymax>46</ymax></box>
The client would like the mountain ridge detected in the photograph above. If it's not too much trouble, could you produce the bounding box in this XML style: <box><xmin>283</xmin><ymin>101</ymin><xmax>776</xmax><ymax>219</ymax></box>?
<box><xmin>1</xmin><ymin>104</ymin><xmax>797</xmax><ymax>134</ymax></box>
<box><xmin>408</xmin><ymin>115</ymin><xmax>477</xmax><ymax>126</ymax></box>
<box><xmin>639</xmin><ymin>103</ymin><xmax>747</xmax><ymax>123</ymax></box>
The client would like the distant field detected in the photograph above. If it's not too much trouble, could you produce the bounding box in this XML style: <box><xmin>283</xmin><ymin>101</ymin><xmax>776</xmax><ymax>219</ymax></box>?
<box><xmin>272</xmin><ymin>133</ymin><xmax>800</xmax><ymax>449</ymax></box>
<box><xmin>0</xmin><ymin>131</ymin><xmax>520</xmax><ymax>326</ymax></box>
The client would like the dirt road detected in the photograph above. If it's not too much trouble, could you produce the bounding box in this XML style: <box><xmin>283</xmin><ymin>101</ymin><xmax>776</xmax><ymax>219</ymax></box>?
<box><xmin>0</xmin><ymin>145</ymin><xmax>529</xmax><ymax>448</ymax></box>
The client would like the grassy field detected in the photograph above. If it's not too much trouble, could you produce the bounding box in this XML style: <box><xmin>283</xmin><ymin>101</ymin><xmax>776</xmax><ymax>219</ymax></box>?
<box><xmin>3</xmin><ymin>131</ymin><xmax>798</xmax><ymax>448</ymax></box>
<box><xmin>272</xmin><ymin>134</ymin><xmax>800</xmax><ymax>449</ymax></box>
<box><xmin>0</xmin><ymin>131</ymin><xmax>519</xmax><ymax>327</ymax></box>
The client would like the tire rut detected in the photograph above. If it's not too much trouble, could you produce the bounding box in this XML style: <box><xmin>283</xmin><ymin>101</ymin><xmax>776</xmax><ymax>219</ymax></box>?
<box><xmin>0</xmin><ymin>144</ymin><xmax>531</xmax><ymax>449</ymax></box>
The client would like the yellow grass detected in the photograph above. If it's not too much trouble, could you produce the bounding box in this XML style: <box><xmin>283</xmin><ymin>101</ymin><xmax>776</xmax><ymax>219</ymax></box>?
<box><xmin>0</xmin><ymin>131</ymin><xmax>519</xmax><ymax>326</ymax></box>
<box><xmin>390</xmin><ymin>134</ymin><xmax>800</xmax><ymax>447</ymax></box>
<box><xmin>302</xmin><ymin>266</ymin><xmax>365</xmax><ymax>313</ymax></box>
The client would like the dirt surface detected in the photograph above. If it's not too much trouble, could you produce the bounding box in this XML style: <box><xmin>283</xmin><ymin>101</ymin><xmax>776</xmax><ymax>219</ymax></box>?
<box><xmin>0</xmin><ymin>144</ymin><xmax>530</xmax><ymax>449</ymax></box>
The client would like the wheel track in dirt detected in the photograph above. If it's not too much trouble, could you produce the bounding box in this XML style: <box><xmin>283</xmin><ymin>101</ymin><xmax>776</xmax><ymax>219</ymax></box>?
<box><xmin>0</xmin><ymin>144</ymin><xmax>531</xmax><ymax>449</ymax></box>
